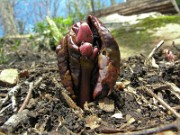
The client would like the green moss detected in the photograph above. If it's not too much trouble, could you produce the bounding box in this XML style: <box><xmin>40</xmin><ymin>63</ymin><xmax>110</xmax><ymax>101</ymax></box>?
<box><xmin>176</xmin><ymin>0</ymin><xmax>180</xmax><ymax>5</ymax></box>
<box><xmin>112</xmin><ymin>27</ymin><xmax>153</xmax><ymax>58</ymax></box>
<box><xmin>135</xmin><ymin>15</ymin><xmax>180</xmax><ymax>29</ymax></box>
<box><xmin>111</xmin><ymin>14</ymin><xmax>180</xmax><ymax>58</ymax></box>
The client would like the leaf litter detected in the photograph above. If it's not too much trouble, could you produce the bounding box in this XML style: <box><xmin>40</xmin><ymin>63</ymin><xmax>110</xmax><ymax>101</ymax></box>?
<box><xmin>0</xmin><ymin>40</ymin><xmax>179</xmax><ymax>134</ymax></box>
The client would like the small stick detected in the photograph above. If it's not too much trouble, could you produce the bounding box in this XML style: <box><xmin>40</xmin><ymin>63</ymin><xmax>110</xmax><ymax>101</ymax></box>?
<box><xmin>100</xmin><ymin>118</ymin><xmax>180</xmax><ymax>135</ymax></box>
<box><xmin>1</xmin><ymin>109</ymin><xmax>29</xmax><ymax>133</ymax></box>
<box><xmin>0</xmin><ymin>84</ymin><xmax>21</xmax><ymax>111</ymax></box>
<box><xmin>164</xmin><ymin>82</ymin><xmax>180</xmax><ymax>95</ymax></box>
<box><xmin>172</xmin><ymin>41</ymin><xmax>180</xmax><ymax>51</ymax></box>
<box><xmin>9</xmin><ymin>86</ymin><xmax>19</xmax><ymax>112</ymax></box>
<box><xmin>152</xmin><ymin>82</ymin><xmax>180</xmax><ymax>102</ymax></box>
<box><xmin>0</xmin><ymin>104</ymin><xmax>11</xmax><ymax>114</ymax></box>
<box><xmin>144</xmin><ymin>40</ymin><xmax>164</xmax><ymax>66</ymax></box>
<box><xmin>11</xmin><ymin>95</ymin><xmax>17</xmax><ymax>112</ymax></box>
<box><xmin>147</xmin><ymin>40</ymin><xmax>164</xmax><ymax>60</ymax></box>
<box><xmin>53</xmin><ymin>78</ymin><xmax>80</xmax><ymax>110</ymax></box>
<box><xmin>18</xmin><ymin>77</ymin><xmax>43</xmax><ymax>112</ymax></box>
<box><xmin>172</xmin><ymin>106</ymin><xmax>180</xmax><ymax>110</ymax></box>
<box><xmin>53</xmin><ymin>78</ymin><xmax>83</xmax><ymax>118</ymax></box>
<box><xmin>144</xmin><ymin>88</ymin><xmax>180</xmax><ymax>118</ymax></box>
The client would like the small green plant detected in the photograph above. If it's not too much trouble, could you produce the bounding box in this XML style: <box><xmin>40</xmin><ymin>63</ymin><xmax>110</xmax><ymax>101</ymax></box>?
<box><xmin>0</xmin><ymin>38</ymin><xmax>21</xmax><ymax>64</ymax></box>
<box><xmin>9</xmin><ymin>39</ymin><xmax>21</xmax><ymax>51</ymax></box>
<box><xmin>46</xmin><ymin>16</ymin><xmax>63</xmax><ymax>43</ymax></box>
<box><xmin>33</xmin><ymin>16</ymin><xmax>73</xmax><ymax>50</ymax></box>
<box><xmin>0</xmin><ymin>40</ymin><xmax>8</xmax><ymax>64</ymax></box>
<box><xmin>176</xmin><ymin>0</ymin><xmax>180</xmax><ymax>5</ymax></box>
<box><xmin>0</xmin><ymin>48</ymin><xmax>8</xmax><ymax>64</ymax></box>
<box><xmin>136</xmin><ymin>15</ymin><xmax>180</xmax><ymax>29</ymax></box>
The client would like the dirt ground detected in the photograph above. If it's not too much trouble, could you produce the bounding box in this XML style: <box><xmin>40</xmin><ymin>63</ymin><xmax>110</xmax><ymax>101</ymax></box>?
<box><xmin>102</xmin><ymin>13</ymin><xmax>180</xmax><ymax>59</ymax></box>
<box><xmin>0</xmin><ymin>39</ymin><xmax>180</xmax><ymax>135</ymax></box>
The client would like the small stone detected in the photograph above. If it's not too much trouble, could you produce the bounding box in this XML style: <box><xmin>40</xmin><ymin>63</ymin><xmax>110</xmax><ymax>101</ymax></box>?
<box><xmin>0</xmin><ymin>69</ymin><xmax>19</xmax><ymax>86</ymax></box>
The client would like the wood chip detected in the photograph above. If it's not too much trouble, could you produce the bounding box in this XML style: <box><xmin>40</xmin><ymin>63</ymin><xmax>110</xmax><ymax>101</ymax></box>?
<box><xmin>85</xmin><ymin>115</ymin><xmax>101</xmax><ymax>129</ymax></box>
<box><xmin>98</xmin><ymin>97</ymin><xmax>114</xmax><ymax>112</ymax></box>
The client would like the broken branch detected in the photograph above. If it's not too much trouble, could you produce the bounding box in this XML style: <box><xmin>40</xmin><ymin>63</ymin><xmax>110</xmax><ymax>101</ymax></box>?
<box><xmin>100</xmin><ymin>118</ymin><xmax>180</xmax><ymax>135</ymax></box>
<box><xmin>18</xmin><ymin>77</ymin><xmax>43</xmax><ymax>113</ymax></box>
<box><xmin>144</xmin><ymin>88</ymin><xmax>180</xmax><ymax>118</ymax></box>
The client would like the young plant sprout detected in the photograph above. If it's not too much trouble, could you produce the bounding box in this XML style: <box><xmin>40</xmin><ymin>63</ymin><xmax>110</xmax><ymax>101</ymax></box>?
<box><xmin>56</xmin><ymin>15</ymin><xmax>120</xmax><ymax>108</ymax></box>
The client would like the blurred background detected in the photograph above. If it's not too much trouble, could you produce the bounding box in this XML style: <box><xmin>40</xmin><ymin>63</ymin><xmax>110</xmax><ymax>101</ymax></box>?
<box><xmin>0</xmin><ymin>0</ymin><xmax>179</xmax><ymax>63</ymax></box>
<box><xmin>0</xmin><ymin>0</ymin><xmax>124</xmax><ymax>37</ymax></box>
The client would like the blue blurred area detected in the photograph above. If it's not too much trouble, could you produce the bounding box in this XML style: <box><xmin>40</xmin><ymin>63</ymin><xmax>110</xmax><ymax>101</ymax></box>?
<box><xmin>0</xmin><ymin>0</ymin><xmax>124</xmax><ymax>37</ymax></box>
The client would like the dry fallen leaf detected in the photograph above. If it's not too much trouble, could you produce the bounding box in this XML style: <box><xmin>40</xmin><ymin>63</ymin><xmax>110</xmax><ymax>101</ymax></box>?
<box><xmin>19</xmin><ymin>69</ymin><xmax>29</xmax><ymax>78</ymax></box>
<box><xmin>85</xmin><ymin>115</ymin><xmax>101</xmax><ymax>129</ymax></box>
<box><xmin>127</xmin><ymin>117</ymin><xmax>136</xmax><ymax>124</ymax></box>
<box><xmin>98</xmin><ymin>97</ymin><xmax>115</xmax><ymax>112</ymax></box>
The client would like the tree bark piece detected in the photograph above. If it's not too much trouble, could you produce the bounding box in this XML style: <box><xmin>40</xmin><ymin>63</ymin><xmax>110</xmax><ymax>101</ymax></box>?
<box><xmin>90</xmin><ymin>0</ymin><xmax>180</xmax><ymax>17</ymax></box>
<box><xmin>0</xmin><ymin>0</ymin><xmax>18</xmax><ymax>35</ymax></box>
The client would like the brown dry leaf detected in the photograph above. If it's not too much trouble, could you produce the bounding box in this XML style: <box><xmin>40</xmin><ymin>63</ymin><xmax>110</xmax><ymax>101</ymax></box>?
<box><xmin>19</xmin><ymin>69</ymin><xmax>29</xmax><ymax>78</ymax></box>
<box><xmin>98</xmin><ymin>97</ymin><xmax>114</xmax><ymax>112</ymax></box>
<box><xmin>85</xmin><ymin>115</ymin><xmax>101</xmax><ymax>129</ymax></box>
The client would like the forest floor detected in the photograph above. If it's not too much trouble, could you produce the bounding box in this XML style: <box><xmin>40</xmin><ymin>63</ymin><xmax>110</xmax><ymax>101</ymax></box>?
<box><xmin>0</xmin><ymin>13</ymin><xmax>180</xmax><ymax>135</ymax></box>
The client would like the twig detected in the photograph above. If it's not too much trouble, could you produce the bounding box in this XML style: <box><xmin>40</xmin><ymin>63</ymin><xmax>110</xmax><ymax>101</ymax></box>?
<box><xmin>144</xmin><ymin>40</ymin><xmax>164</xmax><ymax>67</ymax></box>
<box><xmin>147</xmin><ymin>40</ymin><xmax>164</xmax><ymax>60</ymax></box>
<box><xmin>11</xmin><ymin>94</ymin><xmax>17</xmax><ymax>112</ymax></box>
<box><xmin>172</xmin><ymin>41</ymin><xmax>180</xmax><ymax>51</ymax></box>
<box><xmin>144</xmin><ymin>88</ymin><xmax>180</xmax><ymax>118</ymax></box>
<box><xmin>164</xmin><ymin>82</ymin><xmax>180</xmax><ymax>95</ymax></box>
<box><xmin>18</xmin><ymin>82</ymin><xmax>33</xmax><ymax>113</ymax></box>
<box><xmin>0</xmin><ymin>104</ymin><xmax>11</xmax><ymax>115</ymax></box>
<box><xmin>172</xmin><ymin>106</ymin><xmax>180</xmax><ymax>110</ymax></box>
<box><xmin>53</xmin><ymin>78</ymin><xmax>83</xmax><ymax>118</ymax></box>
<box><xmin>1</xmin><ymin>109</ymin><xmax>29</xmax><ymax>133</ymax></box>
<box><xmin>18</xmin><ymin>77</ymin><xmax>43</xmax><ymax>113</ymax></box>
<box><xmin>100</xmin><ymin>118</ymin><xmax>180</xmax><ymax>135</ymax></box>
<box><xmin>152</xmin><ymin>82</ymin><xmax>180</xmax><ymax>102</ymax></box>
<box><xmin>0</xmin><ymin>84</ymin><xmax>21</xmax><ymax>112</ymax></box>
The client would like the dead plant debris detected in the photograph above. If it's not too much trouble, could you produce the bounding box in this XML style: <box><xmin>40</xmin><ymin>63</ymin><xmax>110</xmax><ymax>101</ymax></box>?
<box><xmin>0</xmin><ymin>40</ymin><xmax>179</xmax><ymax>135</ymax></box>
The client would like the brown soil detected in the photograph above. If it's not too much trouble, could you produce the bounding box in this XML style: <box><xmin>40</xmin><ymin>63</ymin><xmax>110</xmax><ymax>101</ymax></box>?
<box><xmin>0</xmin><ymin>39</ymin><xmax>179</xmax><ymax>135</ymax></box>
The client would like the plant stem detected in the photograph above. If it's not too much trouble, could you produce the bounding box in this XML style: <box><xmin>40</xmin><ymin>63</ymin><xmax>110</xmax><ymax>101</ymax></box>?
<box><xmin>78</xmin><ymin>66</ymin><xmax>92</xmax><ymax>108</ymax></box>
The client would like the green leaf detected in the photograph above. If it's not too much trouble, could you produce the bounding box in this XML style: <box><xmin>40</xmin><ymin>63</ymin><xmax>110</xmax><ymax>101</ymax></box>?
<box><xmin>63</xmin><ymin>17</ymin><xmax>73</xmax><ymax>25</ymax></box>
<box><xmin>46</xmin><ymin>16</ymin><xmax>63</xmax><ymax>43</ymax></box>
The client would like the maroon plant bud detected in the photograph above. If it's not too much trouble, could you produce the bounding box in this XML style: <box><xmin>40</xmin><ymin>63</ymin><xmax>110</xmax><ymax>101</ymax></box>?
<box><xmin>166</xmin><ymin>51</ymin><xmax>174</xmax><ymax>62</ymax></box>
<box><xmin>87</xmin><ymin>15</ymin><xmax>120</xmax><ymax>99</ymax></box>
<box><xmin>56</xmin><ymin>37</ymin><xmax>75</xmax><ymax>99</ymax></box>
<box><xmin>56</xmin><ymin>15</ymin><xmax>120</xmax><ymax>108</ymax></box>
<box><xmin>76</xmin><ymin>22</ymin><xmax>93</xmax><ymax>44</ymax></box>
<box><xmin>162</xmin><ymin>49</ymin><xmax>175</xmax><ymax>62</ymax></box>
<box><xmin>80</xmin><ymin>42</ymin><xmax>93</xmax><ymax>57</ymax></box>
